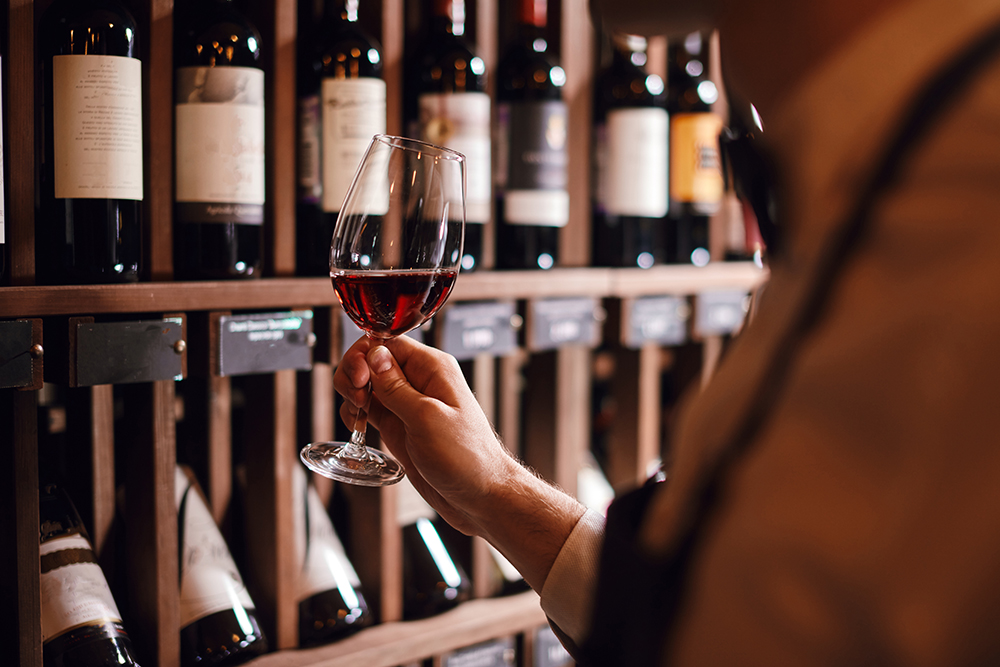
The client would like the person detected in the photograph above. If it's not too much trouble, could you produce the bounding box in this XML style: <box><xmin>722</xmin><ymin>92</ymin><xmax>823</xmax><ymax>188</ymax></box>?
<box><xmin>334</xmin><ymin>0</ymin><xmax>1000</xmax><ymax>662</ymax></box>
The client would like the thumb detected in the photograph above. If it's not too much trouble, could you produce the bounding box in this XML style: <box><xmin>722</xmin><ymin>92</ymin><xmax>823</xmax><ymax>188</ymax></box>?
<box><xmin>366</xmin><ymin>344</ymin><xmax>426</xmax><ymax>422</ymax></box>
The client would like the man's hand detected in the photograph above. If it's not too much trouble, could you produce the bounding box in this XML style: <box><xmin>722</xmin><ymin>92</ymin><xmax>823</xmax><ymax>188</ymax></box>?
<box><xmin>333</xmin><ymin>335</ymin><xmax>587</xmax><ymax>591</ymax></box>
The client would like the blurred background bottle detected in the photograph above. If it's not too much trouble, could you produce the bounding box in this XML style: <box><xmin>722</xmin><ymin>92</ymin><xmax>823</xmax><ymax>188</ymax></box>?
<box><xmin>666</xmin><ymin>31</ymin><xmax>722</xmax><ymax>266</ymax></box>
<box><xmin>495</xmin><ymin>0</ymin><xmax>568</xmax><ymax>270</ymax></box>
<box><xmin>592</xmin><ymin>31</ymin><xmax>669</xmax><ymax>269</ymax></box>
<box><xmin>37</xmin><ymin>0</ymin><xmax>143</xmax><ymax>284</ymax></box>
<box><xmin>174</xmin><ymin>0</ymin><xmax>265</xmax><ymax>280</ymax></box>
<box><xmin>408</xmin><ymin>0</ymin><xmax>490</xmax><ymax>272</ymax></box>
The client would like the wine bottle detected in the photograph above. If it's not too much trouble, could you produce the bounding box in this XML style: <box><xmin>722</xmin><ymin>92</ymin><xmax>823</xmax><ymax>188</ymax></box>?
<box><xmin>666</xmin><ymin>31</ymin><xmax>722</xmax><ymax>266</ymax></box>
<box><xmin>296</xmin><ymin>0</ymin><xmax>385</xmax><ymax>277</ymax></box>
<box><xmin>592</xmin><ymin>32</ymin><xmax>669</xmax><ymax>268</ymax></box>
<box><xmin>398</xmin><ymin>477</ymin><xmax>471</xmax><ymax>620</ymax></box>
<box><xmin>39</xmin><ymin>483</ymin><xmax>142</xmax><ymax>666</ymax></box>
<box><xmin>292</xmin><ymin>464</ymin><xmax>372</xmax><ymax>646</ymax></box>
<box><xmin>295</xmin><ymin>0</ymin><xmax>326</xmax><ymax>276</ymax></box>
<box><xmin>411</xmin><ymin>0</ymin><xmax>490</xmax><ymax>272</ymax></box>
<box><xmin>495</xmin><ymin>0</ymin><xmax>568</xmax><ymax>270</ymax></box>
<box><xmin>37</xmin><ymin>0</ymin><xmax>143</xmax><ymax>285</ymax></box>
<box><xmin>173</xmin><ymin>0</ymin><xmax>265</xmax><ymax>280</ymax></box>
<box><xmin>176</xmin><ymin>465</ymin><xmax>267</xmax><ymax>665</ymax></box>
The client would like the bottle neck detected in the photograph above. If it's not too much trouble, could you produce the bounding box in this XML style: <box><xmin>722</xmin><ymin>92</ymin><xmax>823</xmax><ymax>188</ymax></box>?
<box><xmin>517</xmin><ymin>0</ymin><xmax>546</xmax><ymax>28</ymax></box>
<box><xmin>433</xmin><ymin>0</ymin><xmax>466</xmax><ymax>37</ymax></box>
<box><xmin>612</xmin><ymin>33</ymin><xmax>647</xmax><ymax>68</ymax></box>
<box><xmin>326</xmin><ymin>0</ymin><xmax>359</xmax><ymax>23</ymax></box>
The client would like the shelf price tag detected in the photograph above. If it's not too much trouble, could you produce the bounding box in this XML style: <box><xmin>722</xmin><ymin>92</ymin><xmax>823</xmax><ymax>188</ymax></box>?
<box><xmin>74</xmin><ymin>318</ymin><xmax>185</xmax><ymax>386</ymax></box>
<box><xmin>441</xmin><ymin>636</ymin><xmax>516</xmax><ymax>667</ymax></box>
<box><xmin>533</xmin><ymin>625</ymin><xmax>573</xmax><ymax>667</ymax></box>
<box><xmin>218</xmin><ymin>311</ymin><xmax>314</xmax><ymax>377</ymax></box>
<box><xmin>0</xmin><ymin>319</ymin><xmax>42</xmax><ymax>390</ymax></box>
<box><xmin>624</xmin><ymin>296</ymin><xmax>689</xmax><ymax>348</ymax></box>
<box><xmin>439</xmin><ymin>301</ymin><xmax>518</xmax><ymax>360</ymax></box>
<box><xmin>695</xmin><ymin>289</ymin><xmax>750</xmax><ymax>336</ymax></box>
<box><xmin>339</xmin><ymin>312</ymin><xmax>424</xmax><ymax>360</ymax></box>
<box><xmin>528</xmin><ymin>297</ymin><xmax>602</xmax><ymax>351</ymax></box>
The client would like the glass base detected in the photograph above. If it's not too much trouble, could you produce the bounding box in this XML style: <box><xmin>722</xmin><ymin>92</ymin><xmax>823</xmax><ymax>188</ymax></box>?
<box><xmin>300</xmin><ymin>442</ymin><xmax>405</xmax><ymax>487</ymax></box>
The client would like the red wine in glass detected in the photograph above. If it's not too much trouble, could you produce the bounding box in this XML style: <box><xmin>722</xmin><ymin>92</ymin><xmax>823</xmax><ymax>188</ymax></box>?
<box><xmin>333</xmin><ymin>269</ymin><xmax>458</xmax><ymax>339</ymax></box>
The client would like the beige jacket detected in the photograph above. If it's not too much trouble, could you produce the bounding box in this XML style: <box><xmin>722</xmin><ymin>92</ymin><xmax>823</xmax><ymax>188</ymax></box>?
<box><xmin>542</xmin><ymin>0</ymin><xmax>1000</xmax><ymax>663</ymax></box>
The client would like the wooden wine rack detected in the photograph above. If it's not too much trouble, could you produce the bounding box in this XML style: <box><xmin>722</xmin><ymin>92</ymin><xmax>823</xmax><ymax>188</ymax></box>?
<box><xmin>0</xmin><ymin>1</ymin><xmax>766</xmax><ymax>666</ymax></box>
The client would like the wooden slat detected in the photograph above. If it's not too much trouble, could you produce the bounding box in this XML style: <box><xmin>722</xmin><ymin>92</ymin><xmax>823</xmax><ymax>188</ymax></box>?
<box><xmin>559</xmin><ymin>0</ymin><xmax>594</xmax><ymax>267</ymax></box>
<box><xmin>244</xmin><ymin>591</ymin><xmax>546</xmax><ymax>667</ymax></box>
<box><xmin>383</xmin><ymin>0</ymin><xmax>404</xmax><ymax>136</ymax></box>
<box><xmin>243</xmin><ymin>370</ymin><xmax>298</xmax><ymax>649</ymax></box>
<box><xmin>554</xmin><ymin>346</ymin><xmax>589</xmax><ymax>494</ymax></box>
<box><xmin>497</xmin><ymin>349</ymin><xmax>527</xmax><ymax>456</ymax></box>
<box><xmin>0</xmin><ymin>390</ymin><xmax>41</xmax><ymax>667</ymax></box>
<box><xmin>0</xmin><ymin>264</ymin><xmax>768</xmax><ymax>317</ymax></box>
<box><xmin>340</xmin><ymin>481</ymin><xmax>403</xmax><ymax>624</ymax></box>
<box><xmin>521</xmin><ymin>351</ymin><xmax>557</xmax><ymax>482</ymax></box>
<box><xmin>268</xmin><ymin>0</ymin><xmax>297</xmax><ymax>276</ymax></box>
<box><xmin>7</xmin><ymin>0</ymin><xmax>35</xmax><ymax>284</ymax></box>
<box><xmin>125</xmin><ymin>380</ymin><xmax>179</xmax><ymax>667</ymax></box>
<box><xmin>477</xmin><ymin>0</ymin><xmax>498</xmax><ymax>269</ymax></box>
<box><xmin>207</xmin><ymin>374</ymin><xmax>233</xmax><ymax>525</ymax></box>
<box><xmin>309</xmin><ymin>363</ymin><xmax>336</xmax><ymax>505</ymax></box>
<box><xmin>144</xmin><ymin>0</ymin><xmax>174</xmax><ymax>280</ymax></box>
<box><xmin>90</xmin><ymin>384</ymin><xmax>117</xmax><ymax>557</ymax></box>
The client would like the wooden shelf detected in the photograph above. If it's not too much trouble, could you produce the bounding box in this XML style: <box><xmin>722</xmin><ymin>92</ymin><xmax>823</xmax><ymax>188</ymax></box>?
<box><xmin>0</xmin><ymin>263</ymin><xmax>766</xmax><ymax>318</ymax></box>
<box><xmin>246</xmin><ymin>591</ymin><xmax>547</xmax><ymax>667</ymax></box>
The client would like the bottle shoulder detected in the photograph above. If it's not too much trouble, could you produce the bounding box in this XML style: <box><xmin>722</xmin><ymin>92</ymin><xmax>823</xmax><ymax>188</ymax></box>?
<box><xmin>176</xmin><ymin>7</ymin><xmax>262</xmax><ymax>68</ymax></box>
<box><xmin>318</xmin><ymin>23</ymin><xmax>383</xmax><ymax>79</ymax></box>
<box><xmin>416</xmin><ymin>34</ymin><xmax>487</xmax><ymax>94</ymax></box>
<box><xmin>497</xmin><ymin>42</ymin><xmax>562</xmax><ymax>101</ymax></box>
<box><xmin>41</xmin><ymin>0</ymin><xmax>139</xmax><ymax>57</ymax></box>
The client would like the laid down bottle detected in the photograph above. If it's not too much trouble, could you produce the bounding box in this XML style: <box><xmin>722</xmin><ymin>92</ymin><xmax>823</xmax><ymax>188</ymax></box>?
<box><xmin>293</xmin><ymin>463</ymin><xmax>372</xmax><ymax>646</ymax></box>
<box><xmin>592</xmin><ymin>32</ymin><xmax>669</xmax><ymax>269</ymax></box>
<box><xmin>495</xmin><ymin>0</ymin><xmax>568</xmax><ymax>270</ymax></box>
<box><xmin>411</xmin><ymin>0</ymin><xmax>490</xmax><ymax>272</ymax></box>
<box><xmin>174</xmin><ymin>0</ymin><xmax>266</xmax><ymax>280</ymax></box>
<box><xmin>37</xmin><ymin>0</ymin><xmax>143</xmax><ymax>284</ymax></box>
<box><xmin>39</xmin><ymin>484</ymin><xmax>142</xmax><ymax>666</ymax></box>
<box><xmin>398</xmin><ymin>477</ymin><xmax>472</xmax><ymax>620</ymax></box>
<box><xmin>176</xmin><ymin>465</ymin><xmax>267</xmax><ymax>665</ymax></box>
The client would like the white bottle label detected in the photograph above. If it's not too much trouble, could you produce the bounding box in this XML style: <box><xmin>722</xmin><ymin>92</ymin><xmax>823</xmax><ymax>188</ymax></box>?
<box><xmin>419</xmin><ymin>92</ymin><xmax>491</xmax><ymax>224</ymax></box>
<box><xmin>175</xmin><ymin>466</ymin><xmax>257</xmax><ymax>629</ymax></box>
<box><xmin>52</xmin><ymin>55</ymin><xmax>144</xmax><ymax>201</ymax></box>
<box><xmin>39</xmin><ymin>533</ymin><xmax>123</xmax><ymax>644</ymax></box>
<box><xmin>396</xmin><ymin>476</ymin><xmax>437</xmax><ymax>527</ymax></box>
<box><xmin>292</xmin><ymin>465</ymin><xmax>364</xmax><ymax>603</ymax></box>
<box><xmin>322</xmin><ymin>78</ymin><xmax>386</xmax><ymax>213</ymax></box>
<box><xmin>175</xmin><ymin>67</ymin><xmax>266</xmax><ymax>221</ymax></box>
<box><xmin>601</xmin><ymin>107</ymin><xmax>669</xmax><ymax>217</ymax></box>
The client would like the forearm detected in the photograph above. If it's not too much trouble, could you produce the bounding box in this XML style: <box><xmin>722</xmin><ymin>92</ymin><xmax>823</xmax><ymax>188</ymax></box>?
<box><xmin>468</xmin><ymin>454</ymin><xmax>588</xmax><ymax>592</ymax></box>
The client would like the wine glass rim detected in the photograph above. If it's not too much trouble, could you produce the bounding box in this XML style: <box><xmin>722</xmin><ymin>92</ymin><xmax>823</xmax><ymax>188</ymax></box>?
<box><xmin>372</xmin><ymin>134</ymin><xmax>466</xmax><ymax>163</ymax></box>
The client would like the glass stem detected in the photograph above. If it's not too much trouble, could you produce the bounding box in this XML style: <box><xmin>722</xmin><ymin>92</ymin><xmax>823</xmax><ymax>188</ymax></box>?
<box><xmin>343</xmin><ymin>410</ymin><xmax>371</xmax><ymax>460</ymax></box>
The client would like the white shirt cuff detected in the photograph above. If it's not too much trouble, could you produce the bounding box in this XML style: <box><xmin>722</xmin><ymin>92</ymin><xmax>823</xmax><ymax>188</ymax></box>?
<box><xmin>539</xmin><ymin>508</ymin><xmax>606</xmax><ymax>646</ymax></box>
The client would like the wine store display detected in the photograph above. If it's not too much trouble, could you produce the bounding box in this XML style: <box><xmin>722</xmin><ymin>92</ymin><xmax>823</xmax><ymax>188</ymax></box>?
<box><xmin>174</xmin><ymin>0</ymin><xmax>265</xmax><ymax>280</ymax></box>
<box><xmin>666</xmin><ymin>31</ymin><xmax>723</xmax><ymax>266</ymax></box>
<box><xmin>398</xmin><ymin>477</ymin><xmax>472</xmax><ymax>620</ymax></box>
<box><xmin>592</xmin><ymin>32</ymin><xmax>669</xmax><ymax>269</ymax></box>
<box><xmin>409</xmin><ymin>0</ymin><xmax>490</xmax><ymax>271</ymax></box>
<box><xmin>176</xmin><ymin>465</ymin><xmax>267</xmax><ymax>665</ymax></box>
<box><xmin>39</xmin><ymin>484</ymin><xmax>142</xmax><ymax>667</ymax></box>
<box><xmin>495</xmin><ymin>0</ymin><xmax>568</xmax><ymax>270</ymax></box>
<box><xmin>37</xmin><ymin>0</ymin><xmax>143</xmax><ymax>284</ymax></box>
<box><xmin>292</xmin><ymin>464</ymin><xmax>373</xmax><ymax>646</ymax></box>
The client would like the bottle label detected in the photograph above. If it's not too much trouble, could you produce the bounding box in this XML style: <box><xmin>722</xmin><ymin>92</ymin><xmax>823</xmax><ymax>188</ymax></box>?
<box><xmin>669</xmin><ymin>112</ymin><xmax>723</xmax><ymax>209</ymax></box>
<box><xmin>52</xmin><ymin>55</ymin><xmax>144</xmax><ymax>201</ymax></box>
<box><xmin>175</xmin><ymin>466</ymin><xmax>257</xmax><ymax>629</ymax></box>
<box><xmin>419</xmin><ymin>92</ymin><xmax>491</xmax><ymax>224</ymax></box>
<box><xmin>599</xmin><ymin>108</ymin><xmax>669</xmax><ymax>217</ymax></box>
<box><xmin>292</xmin><ymin>465</ymin><xmax>364</xmax><ymax>602</ymax></box>
<box><xmin>175</xmin><ymin>66</ymin><xmax>266</xmax><ymax>224</ymax></box>
<box><xmin>396</xmin><ymin>476</ymin><xmax>437</xmax><ymax>526</ymax></box>
<box><xmin>39</xmin><ymin>533</ymin><xmax>123</xmax><ymax>644</ymax></box>
<box><xmin>497</xmin><ymin>100</ymin><xmax>569</xmax><ymax>227</ymax></box>
<box><xmin>298</xmin><ymin>94</ymin><xmax>322</xmax><ymax>205</ymax></box>
<box><xmin>322</xmin><ymin>78</ymin><xmax>387</xmax><ymax>213</ymax></box>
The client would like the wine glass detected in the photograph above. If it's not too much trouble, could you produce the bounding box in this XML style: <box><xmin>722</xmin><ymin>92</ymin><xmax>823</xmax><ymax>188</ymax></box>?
<box><xmin>300</xmin><ymin>134</ymin><xmax>466</xmax><ymax>486</ymax></box>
